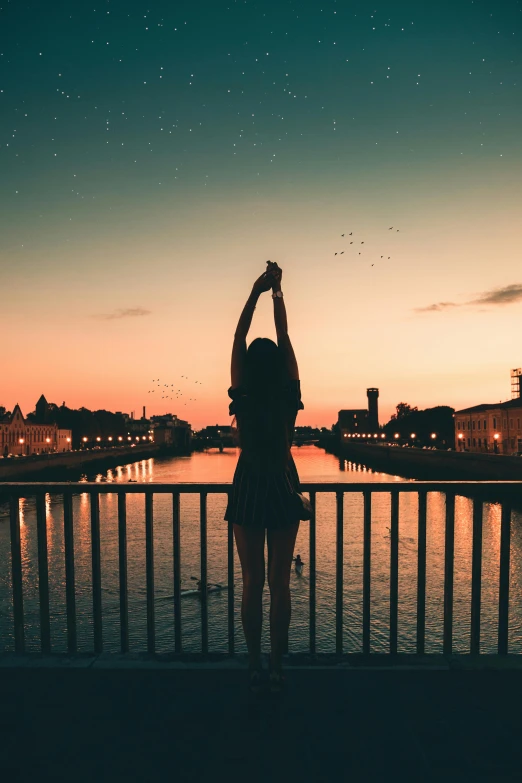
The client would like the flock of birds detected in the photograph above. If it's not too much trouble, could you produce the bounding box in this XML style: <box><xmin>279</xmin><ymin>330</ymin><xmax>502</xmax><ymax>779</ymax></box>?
<box><xmin>147</xmin><ymin>377</ymin><xmax>202</xmax><ymax>405</ymax></box>
<box><xmin>335</xmin><ymin>226</ymin><xmax>400</xmax><ymax>266</ymax></box>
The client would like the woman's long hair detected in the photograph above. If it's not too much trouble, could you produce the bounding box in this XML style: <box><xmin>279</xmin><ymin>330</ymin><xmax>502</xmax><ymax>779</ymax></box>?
<box><xmin>235</xmin><ymin>338</ymin><xmax>290</xmax><ymax>470</ymax></box>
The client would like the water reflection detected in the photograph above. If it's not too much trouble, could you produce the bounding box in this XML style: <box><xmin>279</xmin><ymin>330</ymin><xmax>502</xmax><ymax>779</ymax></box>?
<box><xmin>0</xmin><ymin>446</ymin><xmax>521</xmax><ymax>656</ymax></box>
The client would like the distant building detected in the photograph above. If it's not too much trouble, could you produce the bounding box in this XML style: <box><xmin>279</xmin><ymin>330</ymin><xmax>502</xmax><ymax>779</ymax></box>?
<box><xmin>337</xmin><ymin>409</ymin><xmax>369</xmax><ymax>436</ymax></box>
<box><xmin>151</xmin><ymin>415</ymin><xmax>191</xmax><ymax>451</ymax></box>
<box><xmin>454</xmin><ymin>402</ymin><xmax>522</xmax><ymax>455</ymax></box>
<box><xmin>455</xmin><ymin>369</ymin><xmax>522</xmax><ymax>455</ymax></box>
<box><xmin>1</xmin><ymin>396</ymin><xmax>72</xmax><ymax>456</ymax></box>
<box><xmin>337</xmin><ymin>387</ymin><xmax>380</xmax><ymax>439</ymax></box>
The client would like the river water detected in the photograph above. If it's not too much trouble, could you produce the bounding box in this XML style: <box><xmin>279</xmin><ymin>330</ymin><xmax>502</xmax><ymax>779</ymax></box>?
<box><xmin>1</xmin><ymin>446</ymin><xmax>521</xmax><ymax>655</ymax></box>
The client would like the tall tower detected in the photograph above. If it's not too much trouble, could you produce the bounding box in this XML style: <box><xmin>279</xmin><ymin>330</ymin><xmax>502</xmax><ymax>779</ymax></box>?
<box><xmin>511</xmin><ymin>368</ymin><xmax>522</xmax><ymax>399</ymax></box>
<box><xmin>366</xmin><ymin>388</ymin><xmax>379</xmax><ymax>432</ymax></box>
<box><xmin>143</xmin><ymin>406</ymin><xmax>146</xmax><ymax>419</ymax></box>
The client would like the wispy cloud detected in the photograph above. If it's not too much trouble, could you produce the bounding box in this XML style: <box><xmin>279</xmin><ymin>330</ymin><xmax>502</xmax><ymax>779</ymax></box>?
<box><xmin>414</xmin><ymin>302</ymin><xmax>457</xmax><ymax>313</ymax></box>
<box><xmin>91</xmin><ymin>307</ymin><xmax>152</xmax><ymax>320</ymax></box>
<box><xmin>469</xmin><ymin>284</ymin><xmax>522</xmax><ymax>306</ymax></box>
<box><xmin>415</xmin><ymin>284</ymin><xmax>522</xmax><ymax>314</ymax></box>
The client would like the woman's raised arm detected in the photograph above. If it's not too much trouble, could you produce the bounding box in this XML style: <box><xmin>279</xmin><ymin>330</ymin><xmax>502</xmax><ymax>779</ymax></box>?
<box><xmin>231</xmin><ymin>268</ymin><xmax>274</xmax><ymax>388</ymax></box>
<box><xmin>270</xmin><ymin>264</ymin><xmax>299</xmax><ymax>381</ymax></box>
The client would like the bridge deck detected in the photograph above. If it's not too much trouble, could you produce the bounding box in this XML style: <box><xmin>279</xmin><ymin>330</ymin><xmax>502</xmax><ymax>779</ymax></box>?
<box><xmin>2</xmin><ymin>655</ymin><xmax>522</xmax><ymax>782</ymax></box>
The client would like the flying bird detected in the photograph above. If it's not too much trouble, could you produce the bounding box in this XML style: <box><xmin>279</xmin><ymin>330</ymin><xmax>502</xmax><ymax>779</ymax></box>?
<box><xmin>341</xmin><ymin>233</ymin><xmax>344</xmax><ymax>237</ymax></box>
<box><xmin>396</xmin><ymin>229</ymin><xmax>399</xmax><ymax>232</ymax></box>
<box><xmin>371</xmin><ymin>264</ymin><xmax>374</xmax><ymax>267</ymax></box>
<box><xmin>381</xmin><ymin>256</ymin><xmax>383</xmax><ymax>258</ymax></box>
<box><xmin>388</xmin><ymin>256</ymin><xmax>390</xmax><ymax>259</ymax></box>
<box><xmin>340</xmin><ymin>251</ymin><xmax>344</xmax><ymax>254</ymax></box>
<box><xmin>361</xmin><ymin>242</ymin><xmax>364</xmax><ymax>244</ymax></box>
<box><xmin>335</xmin><ymin>252</ymin><xmax>338</xmax><ymax>255</ymax></box>
<box><xmin>350</xmin><ymin>241</ymin><xmax>353</xmax><ymax>244</ymax></box>
<box><xmin>358</xmin><ymin>252</ymin><xmax>361</xmax><ymax>255</ymax></box>
<box><xmin>388</xmin><ymin>227</ymin><xmax>393</xmax><ymax>230</ymax></box>
<box><xmin>349</xmin><ymin>232</ymin><xmax>352</xmax><ymax>235</ymax></box>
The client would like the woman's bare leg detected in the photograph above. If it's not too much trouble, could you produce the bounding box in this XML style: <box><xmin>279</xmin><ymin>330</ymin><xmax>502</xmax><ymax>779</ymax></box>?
<box><xmin>233</xmin><ymin>523</ymin><xmax>266</xmax><ymax>668</ymax></box>
<box><xmin>267</xmin><ymin>521</ymin><xmax>300</xmax><ymax>671</ymax></box>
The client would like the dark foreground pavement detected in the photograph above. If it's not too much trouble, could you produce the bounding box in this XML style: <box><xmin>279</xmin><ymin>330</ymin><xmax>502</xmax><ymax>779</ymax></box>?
<box><xmin>2</xmin><ymin>657</ymin><xmax>522</xmax><ymax>783</ymax></box>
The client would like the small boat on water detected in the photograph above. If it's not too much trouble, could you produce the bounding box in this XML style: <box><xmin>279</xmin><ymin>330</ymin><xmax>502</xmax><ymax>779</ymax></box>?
<box><xmin>156</xmin><ymin>585</ymin><xmax>228</xmax><ymax>600</ymax></box>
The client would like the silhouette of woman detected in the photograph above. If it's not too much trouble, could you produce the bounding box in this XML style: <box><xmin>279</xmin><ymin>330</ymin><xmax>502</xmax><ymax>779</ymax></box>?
<box><xmin>224</xmin><ymin>261</ymin><xmax>304</xmax><ymax>695</ymax></box>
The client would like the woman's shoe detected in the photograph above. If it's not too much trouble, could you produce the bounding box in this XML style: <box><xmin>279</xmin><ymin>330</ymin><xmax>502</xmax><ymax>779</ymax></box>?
<box><xmin>248</xmin><ymin>667</ymin><xmax>264</xmax><ymax>695</ymax></box>
<box><xmin>268</xmin><ymin>666</ymin><xmax>285</xmax><ymax>695</ymax></box>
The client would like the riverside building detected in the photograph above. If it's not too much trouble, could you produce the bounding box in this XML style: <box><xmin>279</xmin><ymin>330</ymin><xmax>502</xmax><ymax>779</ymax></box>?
<box><xmin>454</xmin><ymin>369</ymin><xmax>522</xmax><ymax>455</ymax></box>
<box><xmin>1</xmin><ymin>396</ymin><xmax>72</xmax><ymax>457</ymax></box>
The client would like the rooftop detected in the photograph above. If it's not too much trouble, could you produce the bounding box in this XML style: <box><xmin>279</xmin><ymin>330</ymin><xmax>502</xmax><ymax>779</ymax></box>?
<box><xmin>3</xmin><ymin>653</ymin><xmax>522</xmax><ymax>782</ymax></box>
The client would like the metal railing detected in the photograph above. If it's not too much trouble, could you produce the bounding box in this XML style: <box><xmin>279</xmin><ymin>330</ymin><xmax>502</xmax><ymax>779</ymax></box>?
<box><xmin>2</xmin><ymin>481</ymin><xmax>520</xmax><ymax>658</ymax></box>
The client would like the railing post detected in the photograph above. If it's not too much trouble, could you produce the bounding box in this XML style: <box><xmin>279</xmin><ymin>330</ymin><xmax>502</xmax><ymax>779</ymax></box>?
<box><xmin>498</xmin><ymin>502</ymin><xmax>511</xmax><ymax>655</ymax></box>
<box><xmin>200</xmin><ymin>491</ymin><xmax>208</xmax><ymax>657</ymax></box>
<box><xmin>309</xmin><ymin>490</ymin><xmax>316</xmax><ymax>656</ymax></box>
<box><xmin>416</xmin><ymin>491</ymin><xmax>427</xmax><ymax>655</ymax></box>
<box><xmin>91</xmin><ymin>491</ymin><xmax>103</xmax><ymax>654</ymax></box>
<box><xmin>443</xmin><ymin>492</ymin><xmax>455</xmax><ymax>656</ymax></box>
<box><xmin>36</xmin><ymin>493</ymin><xmax>51</xmax><ymax>654</ymax></box>
<box><xmin>145</xmin><ymin>491</ymin><xmax>155</xmax><ymax>654</ymax></box>
<box><xmin>63</xmin><ymin>491</ymin><xmax>77</xmax><ymax>654</ymax></box>
<box><xmin>173</xmin><ymin>492</ymin><xmax>182</xmax><ymax>654</ymax></box>
<box><xmin>227</xmin><ymin>511</ymin><xmax>235</xmax><ymax>657</ymax></box>
<box><xmin>9</xmin><ymin>495</ymin><xmax>25</xmax><ymax>653</ymax></box>
<box><xmin>470</xmin><ymin>499</ymin><xmax>483</xmax><ymax>655</ymax></box>
<box><xmin>118</xmin><ymin>492</ymin><xmax>129</xmax><ymax>654</ymax></box>
<box><xmin>390</xmin><ymin>491</ymin><xmax>399</xmax><ymax>655</ymax></box>
<box><xmin>362</xmin><ymin>491</ymin><xmax>371</xmax><ymax>654</ymax></box>
<box><xmin>335</xmin><ymin>491</ymin><xmax>343</xmax><ymax>656</ymax></box>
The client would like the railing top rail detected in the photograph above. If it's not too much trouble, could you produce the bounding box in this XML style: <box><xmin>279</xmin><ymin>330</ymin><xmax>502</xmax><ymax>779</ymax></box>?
<box><xmin>1</xmin><ymin>480</ymin><xmax>522</xmax><ymax>494</ymax></box>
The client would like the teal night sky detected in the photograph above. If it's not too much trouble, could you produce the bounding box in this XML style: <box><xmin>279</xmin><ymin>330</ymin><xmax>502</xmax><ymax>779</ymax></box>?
<box><xmin>2</xmin><ymin>0</ymin><xmax>522</xmax><ymax>427</ymax></box>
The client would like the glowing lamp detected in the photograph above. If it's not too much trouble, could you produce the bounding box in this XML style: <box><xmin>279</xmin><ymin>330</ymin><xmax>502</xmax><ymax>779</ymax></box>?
<box><xmin>458</xmin><ymin>433</ymin><xmax>463</xmax><ymax>439</ymax></box>
<box><xmin>394</xmin><ymin>433</ymin><xmax>399</xmax><ymax>439</ymax></box>
<box><xmin>430</xmin><ymin>433</ymin><xmax>437</xmax><ymax>439</ymax></box>
<box><xmin>494</xmin><ymin>433</ymin><xmax>499</xmax><ymax>440</ymax></box>
<box><xmin>96</xmin><ymin>437</ymin><xmax>101</xmax><ymax>442</ymax></box>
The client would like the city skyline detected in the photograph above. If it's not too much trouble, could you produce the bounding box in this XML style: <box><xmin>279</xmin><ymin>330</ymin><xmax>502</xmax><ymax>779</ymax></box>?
<box><xmin>2</xmin><ymin>1</ymin><xmax>521</xmax><ymax>429</ymax></box>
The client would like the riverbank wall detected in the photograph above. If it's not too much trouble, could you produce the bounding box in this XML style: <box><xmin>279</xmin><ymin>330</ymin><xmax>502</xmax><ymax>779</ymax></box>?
<box><xmin>0</xmin><ymin>444</ymin><xmax>169</xmax><ymax>481</ymax></box>
<box><xmin>318</xmin><ymin>437</ymin><xmax>522</xmax><ymax>482</ymax></box>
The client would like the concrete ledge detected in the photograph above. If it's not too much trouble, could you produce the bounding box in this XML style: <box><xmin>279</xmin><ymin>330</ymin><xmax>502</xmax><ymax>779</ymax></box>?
<box><xmin>2</xmin><ymin>651</ymin><xmax>522</xmax><ymax>670</ymax></box>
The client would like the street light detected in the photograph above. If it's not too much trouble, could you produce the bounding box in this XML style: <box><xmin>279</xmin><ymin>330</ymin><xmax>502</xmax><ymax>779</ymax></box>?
<box><xmin>118</xmin><ymin>436</ymin><xmax>123</xmax><ymax>441</ymax></box>
<box><xmin>381</xmin><ymin>434</ymin><xmax>385</xmax><ymax>439</ymax></box>
<box><xmin>394</xmin><ymin>433</ymin><xmax>400</xmax><ymax>439</ymax></box>
<box><xmin>430</xmin><ymin>433</ymin><xmax>437</xmax><ymax>440</ymax></box>
<box><xmin>494</xmin><ymin>433</ymin><xmax>499</xmax><ymax>439</ymax></box>
<box><xmin>96</xmin><ymin>437</ymin><xmax>101</xmax><ymax>442</ymax></box>
<box><xmin>66</xmin><ymin>437</ymin><xmax>70</xmax><ymax>443</ymax></box>
<box><xmin>108</xmin><ymin>436</ymin><xmax>113</xmax><ymax>442</ymax></box>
